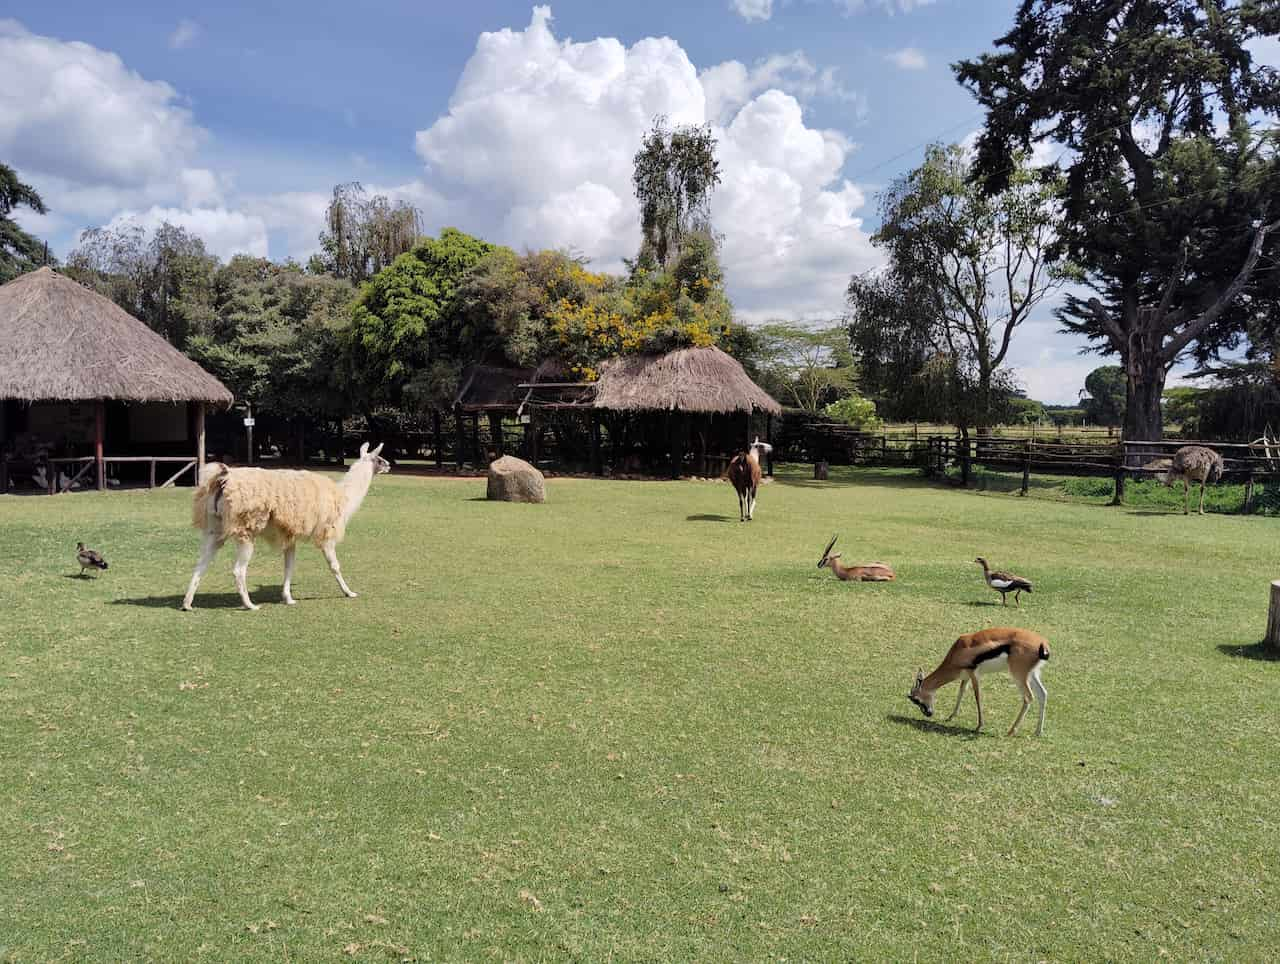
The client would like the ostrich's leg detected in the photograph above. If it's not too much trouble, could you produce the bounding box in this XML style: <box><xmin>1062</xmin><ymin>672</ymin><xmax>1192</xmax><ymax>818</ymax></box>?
<box><xmin>1198</xmin><ymin>477</ymin><xmax>1207</xmax><ymax>515</ymax></box>
<box><xmin>1183</xmin><ymin>478</ymin><xmax>1190</xmax><ymax>515</ymax></box>
<box><xmin>322</xmin><ymin>541</ymin><xmax>358</xmax><ymax>598</ymax></box>
<box><xmin>181</xmin><ymin>532</ymin><xmax>222</xmax><ymax>611</ymax></box>
<box><xmin>281</xmin><ymin>545</ymin><xmax>298</xmax><ymax>605</ymax></box>
<box><xmin>232</xmin><ymin>539</ymin><xmax>259</xmax><ymax>610</ymax></box>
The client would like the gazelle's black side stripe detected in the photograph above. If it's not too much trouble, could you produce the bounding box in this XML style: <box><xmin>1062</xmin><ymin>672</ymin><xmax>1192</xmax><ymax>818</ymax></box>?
<box><xmin>968</xmin><ymin>642</ymin><xmax>1013</xmax><ymax>669</ymax></box>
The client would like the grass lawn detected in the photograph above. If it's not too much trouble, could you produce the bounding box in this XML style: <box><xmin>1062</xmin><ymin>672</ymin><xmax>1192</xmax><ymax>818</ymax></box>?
<box><xmin>2</xmin><ymin>465</ymin><xmax>1278</xmax><ymax>960</ymax></box>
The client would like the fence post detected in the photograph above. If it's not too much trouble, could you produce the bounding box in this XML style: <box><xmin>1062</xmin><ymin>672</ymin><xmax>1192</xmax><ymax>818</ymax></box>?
<box><xmin>1111</xmin><ymin>443</ymin><xmax>1125</xmax><ymax>506</ymax></box>
<box><xmin>960</xmin><ymin>437</ymin><xmax>971</xmax><ymax>486</ymax></box>
<box><xmin>1266</xmin><ymin>580</ymin><xmax>1280</xmax><ymax>654</ymax></box>
<box><xmin>1021</xmin><ymin>439</ymin><xmax>1031</xmax><ymax>496</ymax></box>
<box><xmin>1243</xmin><ymin>469</ymin><xmax>1256</xmax><ymax>515</ymax></box>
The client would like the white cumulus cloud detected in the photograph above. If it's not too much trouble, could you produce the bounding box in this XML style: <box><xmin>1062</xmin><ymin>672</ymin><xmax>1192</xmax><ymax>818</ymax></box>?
<box><xmin>886</xmin><ymin>46</ymin><xmax>927</xmax><ymax>70</ymax></box>
<box><xmin>730</xmin><ymin>0</ymin><xmax>774</xmax><ymax>22</ymax></box>
<box><xmin>168</xmin><ymin>19</ymin><xmax>201</xmax><ymax>50</ymax></box>
<box><xmin>413</xmin><ymin>6</ymin><xmax>876</xmax><ymax>319</ymax></box>
<box><xmin>0</xmin><ymin>19</ymin><xmax>205</xmax><ymax>195</ymax></box>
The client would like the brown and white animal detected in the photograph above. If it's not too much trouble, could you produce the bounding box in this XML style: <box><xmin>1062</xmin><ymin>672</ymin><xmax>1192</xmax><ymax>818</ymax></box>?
<box><xmin>76</xmin><ymin>542</ymin><xmax>108</xmax><ymax>577</ymax></box>
<box><xmin>974</xmin><ymin>556</ymin><xmax>1033</xmax><ymax>607</ymax></box>
<box><xmin>907</xmin><ymin>627</ymin><xmax>1050</xmax><ymax>737</ymax></box>
<box><xmin>180</xmin><ymin>443</ymin><xmax>390</xmax><ymax>611</ymax></box>
<box><xmin>1158</xmin><ymin>445</ymin><xmax>1225</xmax><ymax>515</ymax></box>
<box><xmin>726</xmin><ymin>436</ymin><xmax>772</xmax><ymax>522</ymax></box>
<box><xmin>817</xmin><ymin>534</ymin><xmax>895</xmax><ymax>581</ymax></box>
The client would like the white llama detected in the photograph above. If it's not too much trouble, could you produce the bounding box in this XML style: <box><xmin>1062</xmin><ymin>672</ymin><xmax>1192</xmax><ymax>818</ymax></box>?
<box><xmin>181</xmin><ymin>443</ymin><xmax>391</xmax><ymax>611</ymax></box>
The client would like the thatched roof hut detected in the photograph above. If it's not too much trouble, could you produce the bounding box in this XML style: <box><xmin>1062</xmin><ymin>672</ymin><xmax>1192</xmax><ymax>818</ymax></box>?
<box><xmin>0</xmin><ymin>267</ymin><xmax>232</xmax><ymax>404</ymax></box>
<box><xmin>592</xmin><ymin>345</ymin><xmax>780</xmax><ymax>415</ymax></box>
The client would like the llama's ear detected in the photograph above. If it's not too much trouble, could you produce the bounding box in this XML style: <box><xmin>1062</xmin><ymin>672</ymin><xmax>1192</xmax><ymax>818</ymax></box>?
<box><xmin>359</xmin><ymin>442</ymin><xmax>369</xmax><ymax>458</ymax></box>
<box><xmin>371</xmin><ymin>443</ymin><xmax>384</xmax><ymax>457</ymax></box>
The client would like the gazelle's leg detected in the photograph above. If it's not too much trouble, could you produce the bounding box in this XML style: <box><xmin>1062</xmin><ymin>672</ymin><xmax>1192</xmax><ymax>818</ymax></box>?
<box><xmin>1029</xmin><ymin>669</ymin><xmax>1048</xmax><ymax>737</ymax></box>
<box><xmin>322</xmin><ymin>541</ymin><xmax>358</xmax><ymax>598</ymax></box>
<box><xmin>232</xmin><ymin>539</ymin><xmax>259</xmax><ymax>610</ymax></box>
<box><xmin>281</xmin><ymin>544</ymin><xmax>298</xmax><ymax>605</ymax></box>
<box><xmin>970</xmin><ymin>673</ymin><xmax>984</xmax><ymax>731</ymax></box>
<box><xmin>944</xmin><ymin>677</ymin><xmax>968</xmax><ymax>722</ymax></box>
<box><xmin>181</xmin><ymin>532</ymin><xmax>222</xmax><ymax>611</ymax></box>
<box><xmin>1007</xmin><ymin>676</ymin><xmax>1033</xmax><ymax>736</ymax></box>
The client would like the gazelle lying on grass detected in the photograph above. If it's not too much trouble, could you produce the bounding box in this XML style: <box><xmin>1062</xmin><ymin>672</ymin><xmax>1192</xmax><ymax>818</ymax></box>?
<box><xmin>907</xmin><ymin>627</ymin><xmax>1050</xmax><ymax>736</ymax></box>
<box><xmin>817</xmin><ymin>534</ymin><xmax>895</xmax><ymax>581</ymax></box>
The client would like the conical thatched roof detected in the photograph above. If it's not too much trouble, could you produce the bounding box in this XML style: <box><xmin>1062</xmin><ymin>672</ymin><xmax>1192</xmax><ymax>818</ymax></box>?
<box><xmin>0</xmin><ymin>267</ymin><xmax>233</xmax><ymax>405</ymax></box>
<box><xmin>592</xmin><ymin>345</ymin><xmax>781</xmax><ymax>415</ymax></box>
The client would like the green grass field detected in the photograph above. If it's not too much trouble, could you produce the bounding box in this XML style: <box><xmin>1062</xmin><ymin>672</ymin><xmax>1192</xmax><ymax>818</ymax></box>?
<box><xmin>2</xmin><ymin>466</ymin><xmax>1278</xmax><ymax>960</ymax></box>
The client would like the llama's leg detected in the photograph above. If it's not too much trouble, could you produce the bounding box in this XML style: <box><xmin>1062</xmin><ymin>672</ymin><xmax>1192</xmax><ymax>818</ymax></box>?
<box><xmin>746</xmin><ymin>486</ymin><xmax>754</xmax><ymax>521</ymax></box>
<box><xmin>1029</xmin><ymin>669</ymin><xmax>1048</xmax><ymax>737</ymax></box>
<box><xmin>181</xmin><ymin>532</ymin><xmax>222</xmax><ymax>611</ymax></box>
<box><xmin>970</xmin><ymin>673</ymin><xmax>984</xmax><ymax>731</ymax></box>
<box><xmin>1007</xmin><ymin>676</ymin><xmax>1034</xmax><ymax>736</ymax></box>
<box><xmin>232</xmin><ymin>539</ymin><xmax>259</xmax><ymax>611</ymax></box>
<box><xmin>944</xmin><ymin>677</ymin><xmax>968</xmax><ymax>722</ymax></box>
<box><xmin>281</xmin><ymin>544</ymin><xmax>298</xmax><ymax>606</ymax></box>
<box><xmin>322</xmin><ymin>541</ymin><xmax>358</xmax><ymax>598</ymax></box>
<box><xmin>738</xmin><ymin>488</ymin><xmax>745</xmax><ymax>522</ymax></box>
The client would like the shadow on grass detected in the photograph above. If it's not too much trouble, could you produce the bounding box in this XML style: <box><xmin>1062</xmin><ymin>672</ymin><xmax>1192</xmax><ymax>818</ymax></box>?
<box><xmin>111</xmin><ymin>590</ymin><xmax>284</xmax><ymax>610</ymax></box>
<box><xmin>885</xmin><ymin>713</ymin><xmax>984</xmax><ymax>739</ymax></box>
<box><xmin>964</xmin><ymin>600</ymin><xmax>1003</xmax><ymax>607</ymax></box>
<box><xmin>1216</xmin><ymin>641</ymin><xmax>1280</xmax><ymax>662</ymax></box>
<box><xmin>687</xmin><ymin>513</ymin><xmax>736</xmax><ymax>523</ymax></box>
<box><xmin>62</xmin><ymin>573</ymin><xmax>101</xmax><ymax>581</ymax></box>
<box><xmin>1126</xmin><ymin>509</ymin><xmax>1178</xmax><ymax>517</ymax></box>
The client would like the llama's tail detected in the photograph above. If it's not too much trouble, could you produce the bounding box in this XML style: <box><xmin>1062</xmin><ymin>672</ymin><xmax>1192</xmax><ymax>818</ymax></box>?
<box><xmin>191</xmin><ymin>462</ymin><xmax>229</xmax><ymax>530</ymax></box>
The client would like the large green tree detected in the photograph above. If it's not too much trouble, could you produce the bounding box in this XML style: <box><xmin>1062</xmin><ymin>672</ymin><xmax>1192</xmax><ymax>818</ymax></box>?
<box><xmin>187</xmin><ymin>257</ymin><xmax>354</xmax><ymax>423</ymax></box>
<box><xmin>0</xmin><ymin>162</ymin><xmax>51</xmax><ymax>282</ymax></box>
<box><xmin>753</xmin><ymin>322</ymin><xmax>858</xmax><ymax>413</ymax></box>
<box><xmin>316</xmin><ymin>182</ymin><xmax>423</xmax><ymax>285</ymax></box>
<box><xmin>869</xmin><ymin>143</ymin><xmax>1066</xmax><ymax>431</ymax></box>
<box><xmin>632</xmin><ymin>117</ymin><xmax>721</xmax><ymax>268</ymax></box>
<box><xmin>956</xmin><ymin>0</ymin><xmax>1280</xmax><ymax>440</ymax></box>
<box><xmin>1080</xmin><ymin>365</ymin><xmax>1126</xmax><ymax>427</ymax></box>
<box><xmin>345</xmin><ymin>227</ymin><xmax>496</xmax><ymax>409</ymax></box>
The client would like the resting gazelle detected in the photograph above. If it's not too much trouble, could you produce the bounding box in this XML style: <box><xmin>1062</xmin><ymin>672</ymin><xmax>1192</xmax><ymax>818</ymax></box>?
<box><xmin>907</xmin><ymin>627</ymin><xmax>1050</xmax><ymax>737</ymax></box>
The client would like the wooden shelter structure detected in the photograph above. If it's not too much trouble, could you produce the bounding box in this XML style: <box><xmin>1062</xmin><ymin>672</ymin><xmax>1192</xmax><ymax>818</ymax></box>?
<box><xmin>0</xmin><ymin>267</ymin><xmax>233</xmax><ymax>494</ymax></box>
<box><xmin>452</xmin><ymin>359</ymin><xmax>588</xmax><ymax>469</ymax></box>
<box><xmin>592</xmin><ymin>345</ymin><xmax>782</xmax><ymax>477</ymax></box>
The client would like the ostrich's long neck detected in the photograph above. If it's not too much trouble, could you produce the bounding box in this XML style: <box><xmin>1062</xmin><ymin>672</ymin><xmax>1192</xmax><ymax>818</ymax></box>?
<box><xmin>339</xmin><ymin>461</ymin><xmax>375</xmax><ymax>523</ymax></box>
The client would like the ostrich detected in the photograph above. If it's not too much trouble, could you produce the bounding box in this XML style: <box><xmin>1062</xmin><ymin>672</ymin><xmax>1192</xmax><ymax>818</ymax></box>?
<box><xmin>1159</xmin><ymin>445</ymin><xmax>1225</xmax><ymax>515</ymax></box>
<box><xmin>181</xmin><ymin>443</ymin><xmax>390</xmax><ymax>611</ymax></box>
<box><xmin>727</xmin><ymin>437</ymin><xmax>772</xmax><ymax>522</ymax></box>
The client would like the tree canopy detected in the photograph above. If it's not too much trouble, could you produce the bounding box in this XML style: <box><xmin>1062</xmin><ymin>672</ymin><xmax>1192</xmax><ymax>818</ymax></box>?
<box><xmin>956</xmin><ymin>0</ymin><xmax>1280</xmax><ymax>439</ymax></box>
<box><xmin>1080</xmin><ymin>365</ymin><xmax>1126</xmax><ymax>427</ymax></box>
<box><xmin>0</xmin><ymin>162</ymin><xmax>51</xmax><ymax>283</ymax></box>
<box><xmin>316</xmin><ymin>182</ymin><xmax>423</xmax><ymax>285</ymax></box>
<box><xmin>632</xmin><ymin>117</ymin><xmax>721</xmax><ymax>269</ymax></box>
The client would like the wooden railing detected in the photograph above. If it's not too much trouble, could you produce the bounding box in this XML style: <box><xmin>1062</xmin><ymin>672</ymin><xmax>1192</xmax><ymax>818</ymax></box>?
<box><xmin>2</xmin><ymin>455</ymin><xmax>198</xmax><ymax>494</ymax></box>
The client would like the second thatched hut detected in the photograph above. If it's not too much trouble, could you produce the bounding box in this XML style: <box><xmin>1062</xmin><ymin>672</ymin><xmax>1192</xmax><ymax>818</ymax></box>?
<box><xmin>592</xmin><ymin>345</ymin><xmax>781</xmax><ymax>477</ymax></box>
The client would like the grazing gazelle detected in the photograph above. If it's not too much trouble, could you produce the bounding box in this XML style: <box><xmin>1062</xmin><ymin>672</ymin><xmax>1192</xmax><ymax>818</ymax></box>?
<box><xmin>817</xmin><ymin>534</ymin><xmax>895</xmax><ymax>581</ymax></box>
<box><xmin>726</xmin><ymin>436</ymin><xmax>772</xmax><ymax>522</ymax></box>
<box><xmin>907</xmin><ymin>627</ymin><xmax>1050</xmax><ymax>737</ymax></box>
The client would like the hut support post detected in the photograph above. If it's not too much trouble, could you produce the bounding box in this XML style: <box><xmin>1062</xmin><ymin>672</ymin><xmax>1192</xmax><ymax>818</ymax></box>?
<box><xmin>455</xmin><ymin>407</ymin><xmax>465</xmax><ymax>471</ymax></box>
<box><xmin>766</xmin><ymin>413</ymin><xmax>774</xmax><ymax>477</ymax></box>
<box><xmin>0</xmin><ymin>402</ymin><xmax>7</xmax><ymax>493</ymax></box>
<box><xmin>489</xmin><ymin>413</ymin><xmax>504</xmax><ymax>458</ymax></box>
<box><xmin>1265</xmin><ymin>580</ymin><xmax>1280</xmax><ymax>654</ymax></box>
<box><xmin>472</xmin><ymin>414</ymin><xmax>482</xmax><ymax>467</ymax></box>
<box><xmin>195</xmin><ymin>403</ymin><xmax>206</xmax><ymax>471</ymax></box>
<box><xmin>433</xmin><ymin>410</ymin><xmax>443</xmax><ymax>470</ymax></box>
<box><xmin>94</xmin><ymin>399</ymin><xmax>105</xmax><ymax>492</ymax></box>
<box><xmin>590</xmin><ymin>412</ymin><xmax>602</xmax><ymax>476</ymax></box>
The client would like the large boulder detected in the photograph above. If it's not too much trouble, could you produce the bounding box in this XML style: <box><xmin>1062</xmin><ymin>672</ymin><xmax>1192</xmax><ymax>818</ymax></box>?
<box><xmin>486</xmin><ymin>455</ymin><xmax>546</xmax><ymax>504</ymax></box>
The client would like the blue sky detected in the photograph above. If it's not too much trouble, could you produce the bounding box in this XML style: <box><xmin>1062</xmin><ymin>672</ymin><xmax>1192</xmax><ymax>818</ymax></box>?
<box><xmin>0</xmin><ymin>1</ymin><xmax>1175</xmax><ymax>402</ymax></box>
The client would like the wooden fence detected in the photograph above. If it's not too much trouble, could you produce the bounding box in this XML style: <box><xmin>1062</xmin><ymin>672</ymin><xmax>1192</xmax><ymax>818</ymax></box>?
<box><xmin>803</xmin><ymin>423</ymin><xmax>1280</xmax><ymax>512</ymax></box>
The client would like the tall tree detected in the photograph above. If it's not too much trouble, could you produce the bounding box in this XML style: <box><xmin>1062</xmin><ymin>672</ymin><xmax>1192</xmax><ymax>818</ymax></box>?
<box><xmin>1080</xmin><ymin>365</ymin><xmax>1126</xmax><ymax>427</ymax></box>
<box><xmin>0</xmin><ymin>162</ymin><xmax>51</xmax><ymax>282</ymax></box>
<box><xmin>632</xmin><ymin>117</ymin><xmax>721</xmax><ymax>268</ymax></box>
<box><xmin>753</xmin><ymin>322</ymin><xmax>858</xmax><ymax>413</ymax></box>
<box><xmin>65</xmin><ymin>221</ymin><xmax>218</xmax><ymax>345</ymax></box>
<box><xmin>318</xmin><ymin>182</ymin><xmax>423</xmax><ymax>285</ymax></box>
<box><xmin>871</xmin><ymin>143</ymin><xmax>1067</xmax><ymax>431</ymax></box>
<box><xmin>956</xmin><ymin>0</ymin><xmax>1280</xmax><ymax>440</ymax></box>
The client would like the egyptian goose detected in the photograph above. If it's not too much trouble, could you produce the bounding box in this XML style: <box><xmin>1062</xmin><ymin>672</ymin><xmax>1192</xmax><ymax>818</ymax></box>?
<box><xmin>974</xmin><ymin>556</ymin><xmax>1031</xmax><ymax>606</ymax></box>
<box><xmin>76</xmin><ymin>542</ymin><xmax>108</xmax><ymax>577</ymax></box>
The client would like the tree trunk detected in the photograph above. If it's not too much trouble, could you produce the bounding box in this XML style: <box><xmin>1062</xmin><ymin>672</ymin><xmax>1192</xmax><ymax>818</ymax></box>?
<box><xmin>1123</xmin><ymin>360</ymin><xmax>1166</xmax><ymax>442</ymax></box>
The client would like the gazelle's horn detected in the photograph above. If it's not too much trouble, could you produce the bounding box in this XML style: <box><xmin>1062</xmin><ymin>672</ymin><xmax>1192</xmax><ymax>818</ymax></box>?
<box><xmin>819</xmin><ymin>533</ymin><xmax>838</xmax><ymax>566</ymax></box>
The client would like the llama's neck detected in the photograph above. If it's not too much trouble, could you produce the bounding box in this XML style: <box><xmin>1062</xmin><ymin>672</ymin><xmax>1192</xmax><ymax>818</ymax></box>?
<box><xmin>746</xmin><ymin>448</ymin><xmax>760</xmax><ymax>469</ymax></box>
<box><xmin>339</xmin><ymin>460</ymin><xmax>375</xmax><ymax>524</ymax></box>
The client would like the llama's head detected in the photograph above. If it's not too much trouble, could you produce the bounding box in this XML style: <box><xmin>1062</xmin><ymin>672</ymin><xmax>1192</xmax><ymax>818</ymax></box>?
<box><xmin>750</xmin><ymin>436</ymin><xmax>773</xmax><ymax>456</ymax></box>
<box><xmin>359</xmin><ymin>442</ymin><xmax>391</xmax><ymax>475</ymax></box>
